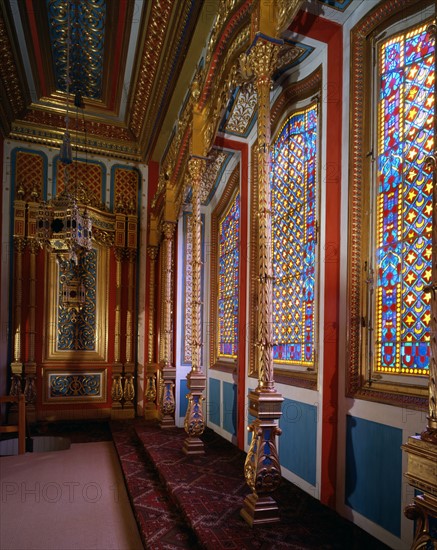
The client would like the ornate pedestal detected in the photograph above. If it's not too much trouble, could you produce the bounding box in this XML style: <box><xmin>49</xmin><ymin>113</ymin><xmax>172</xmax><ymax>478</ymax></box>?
<box><xmin>160</xmin><ymin>365</ymin><xmax>176</xmax><ymax>428</ymax></box>
<box><xmin>402</xmin><ymin>429</ymin><xmax>437</xmax><ymax>548</ymax></box>
<box><xmin>241</xmin><ymin>390</ymin><xmax>283</xmax><ymax>525</ymax></box>
<box><xmin>183</xmin><ymin>370</ymin><xmax>206</xmax><ymax>455</ymax></box>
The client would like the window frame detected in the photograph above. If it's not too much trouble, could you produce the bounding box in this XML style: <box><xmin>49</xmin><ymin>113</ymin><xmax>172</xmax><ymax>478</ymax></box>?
<box><xmin>248</xmin><ymin>66</ymin><xmax>322</xmax><ymax>388</ymax></box>
<box><xmin>209</xmin><ymin>163</ymin><xmax>240</xmax><ymax>372</ymax></box>
<box><xmin>347</xmin><ymin>0</ymin><xmax>433</xmax><ymax>408</ymax></box>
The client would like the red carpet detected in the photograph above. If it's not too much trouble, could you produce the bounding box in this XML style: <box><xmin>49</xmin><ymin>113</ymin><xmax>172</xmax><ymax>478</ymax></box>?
<box><xmin>111</xmin><ymin>420</ymin><xmax>199</xmax><ymax>549</ymax></box>
<box><xmin>112</xmin><ymin>420</ymin><xmax>390</xmax><ymax>550</ymax></box>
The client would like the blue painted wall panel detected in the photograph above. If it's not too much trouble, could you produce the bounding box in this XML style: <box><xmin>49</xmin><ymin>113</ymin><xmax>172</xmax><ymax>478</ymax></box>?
<box><xmin>345</xmin><ymin>415</ymin><xmax>402</xmax><ymax>537</ymax></box>
<box><xmin>179</xmin><ymin>379</ymin><xmax>188</xmax><ymax>418</ymax></box>
<box><xmin>279</xmin><ymin>399</ymin><xmax>317</xmax><ymax>486</ymax></box>
<box><xmin>247</xmin><ymin>388</ymin><xmax>255</xmax><ymax>445</ymax></box>
<box><xmin>223</xmin><ymin>381</ymin><xmax>237</xmax><ymax>436</ymax></box>
<box><xmin>208</xmin><ymin>378</ymin><xmax>221</xmax><ymax>426</ymax></box>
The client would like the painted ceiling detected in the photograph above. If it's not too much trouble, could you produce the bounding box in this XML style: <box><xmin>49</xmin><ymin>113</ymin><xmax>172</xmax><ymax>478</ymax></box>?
<box><xmin>0</xmin><ymin>0</ymin><xmax>354</xmax><ymax>164</ymax></box>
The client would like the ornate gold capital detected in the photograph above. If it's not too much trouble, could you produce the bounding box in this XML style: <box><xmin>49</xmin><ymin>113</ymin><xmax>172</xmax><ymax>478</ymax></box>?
<box><xmin>147</xmin><ymin>245</ymin><xmax>158</xmax><ymax>261</ymax></box>
<box><xmin>114</xmin><ymin>247</ymin><xmax>124</xmax><ymax>262</ymax></box>
<box><xmin>27</xmin><ymin>240</ymin><xmax>40</xmax><ymax>255</ymax></box>
<box><xmin>161</xmin><ymin>220</ymin><xmax>176</xmax><ymax>240</ymax></box>
<box><xmin>126</xmin><ymin>249</ymin><xmax>137</xmax><ymax>262</ymax></box>
<box><xmin>244</xmin><ymin>39</ymin><xmax>281</xmax><ymax>83</ymax></box>
<box><xmin>14</xmin><ymin>237</ymin><xmax>26</xmax><ymax>254</ymax></box>
<box><xmin>188</xmin><ymin>156</ymin><xmax>206</xmax><ymax>182</ymax></box>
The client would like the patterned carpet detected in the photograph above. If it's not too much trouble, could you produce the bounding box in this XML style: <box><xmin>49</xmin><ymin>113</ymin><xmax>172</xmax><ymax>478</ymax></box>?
<box><xmin>111</xmin><ymin>421</ymin><xmax>200</xmax><ymax>549</ymax></box>
<box><xmin>111</xmin><ymin>420</ymin><xmax>390</xmax><ymax>550</ymax></box>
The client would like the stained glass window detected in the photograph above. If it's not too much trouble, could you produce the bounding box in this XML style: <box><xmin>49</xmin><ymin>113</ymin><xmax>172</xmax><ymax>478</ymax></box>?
<box><xmin>271</xmin><ymin>104</ymin><xmax>318</xmax><ymax>367</ymax></box>
<box><xmin>375</xmin><ymin>23</ymin><xmax>434</xmax><ymax>375</ymax></box>
<box><xmin>218</xmin><ymin>191</ymin><xmax>240</xmax><ymax>358</ymax></box>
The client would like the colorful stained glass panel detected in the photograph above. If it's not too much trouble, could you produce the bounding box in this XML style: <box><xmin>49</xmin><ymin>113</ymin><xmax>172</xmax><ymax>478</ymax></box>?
<box><xmin>375</xmin><ymin>23</ymin><xmax>434</xmax><ymax>375</ymax></box>
<box><xmin>271</xmin><ymin>104</ymin><xmax>318</xmax><ymax>367</ymax></box>
<box><xmin>218</xmin><ymin>192</ymin><xmax>240</xmax><ymax>357</ymax></box>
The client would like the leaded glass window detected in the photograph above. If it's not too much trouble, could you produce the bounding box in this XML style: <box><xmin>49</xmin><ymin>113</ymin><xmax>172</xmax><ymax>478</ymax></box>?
<box><xmin>218</xmin><ymin>191</ymin><xmax>240</xmax><ymax>358</ymax></box>
<box><xmin>373</xmin><ymin>22</ymin><xmax>434</xmax><ymax>376</ymax></box>
<box><xmin>271</xmin><ymin>104</ymin><xmax>318</xmax><ymax>368</ymax></box>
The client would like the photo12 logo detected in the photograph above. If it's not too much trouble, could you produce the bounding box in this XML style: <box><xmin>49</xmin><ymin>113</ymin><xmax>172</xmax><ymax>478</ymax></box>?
<box><xmin>1</xmin><ymin>481</ymin><xmax>120</xmax><ymax>503</ymax></box>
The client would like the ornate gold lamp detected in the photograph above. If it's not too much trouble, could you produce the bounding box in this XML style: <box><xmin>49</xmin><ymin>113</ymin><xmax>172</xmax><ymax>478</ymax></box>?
<box><xmin>35</xmin><ymin>188</ymin><xmax>92</xmax><ymax>265</ymax></box>
<box><xmin>35</xmin><ymin>0</ymin><xmax>92</xmax><ymax>267</ymax></box>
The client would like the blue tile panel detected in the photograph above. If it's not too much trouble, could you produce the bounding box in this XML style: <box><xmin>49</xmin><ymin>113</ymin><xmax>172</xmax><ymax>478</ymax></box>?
<box><xmin>223</xmin><ymin>381</ymin><xmax>237</xmax><ymax>436</ymax></box>
<box><xmin>208</xmin><ymin>378</ymin><xmax>221</xmax><ymax>426</ymax></box>
<box><xmin>279</xmin><ymin>398</ymin><xmax>317</xmax><ymax>486</ymax></box>
<box><xmin>179</xmin><ymin>379</ymin><xmax>188</xmax><ymax>418</ymax></box>
<box><xmin>345</xmin><ymin>415</ymin><xmax>402</xmax><ymax>537</ymax></box>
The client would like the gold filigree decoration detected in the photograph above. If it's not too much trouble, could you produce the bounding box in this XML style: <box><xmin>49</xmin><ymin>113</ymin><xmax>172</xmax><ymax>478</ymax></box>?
<box><xmin>275</xmin><ymin>0</ymin><xmax>305</xmax><ymax>36</ymax></box>
<box><xmin>130</xmin><ymin>0</ymin><xmax>173</xmax><ymax>137</ymax></box>
<box><xmin>244</xmin><ymin>423</ymin><xmax>282</xmax><ymax>493</ymax></box>
<box><xmin>0</xmin><ymin>12</ymin><xmax>26</xmax><ymax>117</ymax></box>
<box><xmin>225</xmin><ymin>82</ymin><xmax>257</xmax><ymax>135</ymax></box>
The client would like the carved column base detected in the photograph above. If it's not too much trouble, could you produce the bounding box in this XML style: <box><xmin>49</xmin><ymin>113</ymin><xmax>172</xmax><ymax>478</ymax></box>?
<box><xmin>182</xmin><ymin>436</ymin><xmax>204</xmax><ymax>455</ymax></box>
<box><xmin>144</xmin><ymin>364</ymin><xmax>158</xmax><ymax>420</ymax></box>
<box><xmin>402</xmin><ymin>434</ymin><xmax>437</xmax><ymax>548</ymax></box>
<box><xmin>122</xmin><ymin>362</ymin><xmax>135</xmax><ymax>418</ymax></box>
<box><xmin>183</xmin><ymin>371</ymin><xmax>206</xmax><ymax>454</ymax></box>
<box><xmin>8</xmin><ymin>363</ymin><xmax>23</xmax><ymax>424</ymax></box>
<box><xmin>241</xmin><ymin>389</ymin><xmax>284</xmax><ymax>527</ymax></box>
<box><xmin>160</xmin><ymin>414</ymin><xmax>175</xmax><ymax>428</ymax></box>
<box><xmin>160</xmin><ymin>366</ymin><xmax>176</xmax><ymax>429</ymax></box>
<box><xmin>111</xmin><ymin>363</ymin><xmax>123</xmax><ymax>419</ymax></box>
<box><xmin>24</xmin><ymin>362</ymin><xmax>37</xmax><ymax>424</ymax></box>
<box><xmin>240</xmin><ymin>493</ymin><xmax>280</xmax><ymax>526</ymax></box>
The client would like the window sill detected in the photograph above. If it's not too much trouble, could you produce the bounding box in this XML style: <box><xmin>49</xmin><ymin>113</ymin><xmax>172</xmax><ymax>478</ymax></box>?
<box><xmin>249</xmin><ymin>367</ymin><xmax>317</xmax><ymax>390</ymax></box>
<box><xmin>348</xmin><ymin>378</ymin><xmax>429</xmax><ymax>411</ymax></box>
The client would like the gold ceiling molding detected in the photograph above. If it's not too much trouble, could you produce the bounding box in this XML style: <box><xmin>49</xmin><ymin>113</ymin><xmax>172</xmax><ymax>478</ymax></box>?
<box><xmin>9</xmin><ymin>121</ymin><xmax>140</xmax><ymax>162</ymax></box>
<box><xmin>155</xmin><ymin>24</ymin><xmax>250</xmax><ymax>213</ymax></box>
<box><xmin>199</xmin><ymin>0</ymin><xmax>254</xmax><ymax>110</ymax></box>
<box><xmin>0</xmin><ymin>7</ymin><xmax>27</xmax><ymax>135</ymax></box>
<box><xmin>156</xmin><ymin>0</ymin><xmax>252</xmax><ymax>196</ymax></box>
<box><xmin>129</xmin><ymin>0</ymin><xmax>174</xmax><ymax>138</ymax></box>
<box><xmin>275</xmin><ymin>0</ymin><xmax>305</xmax><ymax>36</ymax></box>
<box><xmin>137</xmin><ymin>1</ymin><xmax>204</xmax><ymax>161</ymax></box>
<box><xmin>201</xmin><ymin>26</ymin><xmax>250</xmax><ymax>154</ymax></box>
<box><xmin>156</xmin><ymin>0</ymin><xmax>307</xmax><ymax>215</ymax></box>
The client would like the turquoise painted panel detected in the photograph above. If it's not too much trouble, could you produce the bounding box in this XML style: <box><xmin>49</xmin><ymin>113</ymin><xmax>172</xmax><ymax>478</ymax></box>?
<box><xmin>208</xmin><ymin>378</ymin><xmax>221</xmax><ymax>426</ymax></box>
<box><xmin>179</xmin><ymin>379</ymin><xmax>188</xmax><ymax>418</ymax></box>
<box><xmin>247</xmin><ymin>388</ymin><xmax>255</xmax><ymax>445</ymax></box>
<box><xmin>223</xmin><ymin>381</ymin><xmax>237</xmax><ymax>436</ymax></box>
<box><xmin>279</xmin><ymin>399</ymin><xmax>317</xmax><ymax>486</ymax></box>
<box><xmin>345</xmin><ymin>415</ymin><xmax>402</xmax><ymax>537</ymax></box>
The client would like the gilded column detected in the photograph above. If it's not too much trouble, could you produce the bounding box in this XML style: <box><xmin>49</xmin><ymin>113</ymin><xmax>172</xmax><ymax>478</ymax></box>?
<box><xmin>23</xmin><ymin>239</ymin><xmax>39</xmax><ymax>422</ymax></box>
<box><xmin>159</xmin><ymin>220</ymin><xmax>176</xmax><ymax>428</ymax></box>
<box><xmin>145</xmin><ymin>245</ymin><xmax>158</xmax><ymax>419</ymax></box>
<box><xmin>10</xmin><ymin>237</ymin><xmax>26</xmax><ymax>399</ymax></box>
<box><xmin>111</xmin><ymin>247</ymin><xmax>124</xmax><ymax>417</ymax></box>
<box><xmin>183</xmin><ymin>156</ymin><xmax>206</xmax><ymax>455</ymax></box>
<box><xmin>240</xmin><ymin>37</ymin><xmax>284</xmax><ymax>526</ymax></box>
<box><xmin>402</xmin><ymin>19</ymin><xmax>437</xmax><ymax>548</ymax></box>
<box><xmin>123</xmin><ymin>249</ymin><xmax>136</xmax><ymax>414</ymax></box>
